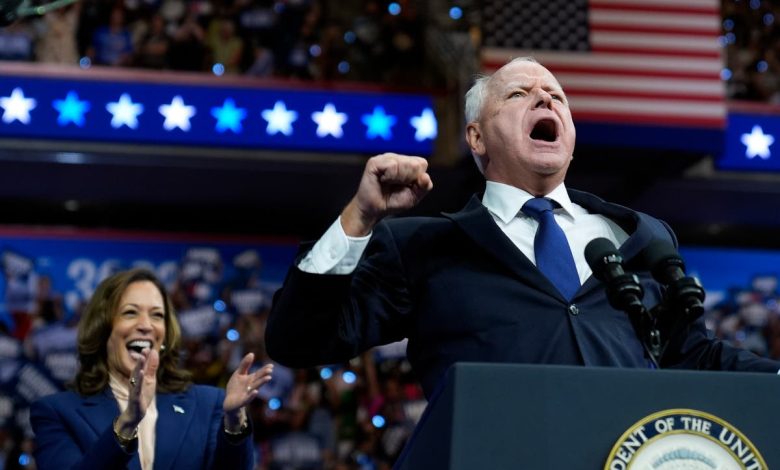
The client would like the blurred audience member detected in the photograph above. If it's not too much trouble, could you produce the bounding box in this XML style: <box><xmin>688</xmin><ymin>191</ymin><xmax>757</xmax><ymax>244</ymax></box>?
<box><xmin>134</xmin><ymin>12</ymin><xmax>170</xmax><ymax>69</ymax></box>
<box><xmin>88</xmin><ymin>7</ymin><xmax>134</xmax><ymax>66</ymax></box>
<box><xmin>206</xmin><ymin>16</ymin><xmax>243</xmax><ymax>74</ymax></box>
<box><xmin>168</xmin><ymin>9</ymin><xmax>206</xmax><ymax>71</ymax></box>
<box><xmin>245</xmin><ymin>42</ymin><xmax>274</xmax><ymax>77</ymax></box>
<box><xmin>34</xmin><ymin>3</ymin><xmax>81</xmax><ymax>65</ymax></box>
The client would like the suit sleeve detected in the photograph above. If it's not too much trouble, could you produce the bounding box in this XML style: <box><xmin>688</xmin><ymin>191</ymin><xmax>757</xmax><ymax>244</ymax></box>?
<box><xmin>266</xmin><ymin>222</ymin><xmax>413</xmax><ymax>368</ymax></box>
<box><xmin>631</xmin><ymin>213</ymin><xmax>780</xmax><ymax>372</ymax></box>
<box><xmin>662</xmin><ymin>319</ymin><xmax>780</xmax><ymax>372</ymax></box>
<box><xmin>206</xmin><ymin>387</ymin><xmax>254</xmax><ymax>470</ymax></box>
<box><xmin>655</xmin><ymin>217</ymin><xmax>780</xmax><ymax>372</ymax></box>
<box><xmin>30</xmin><ymin>397</ymin><xmax>135</xmax><ymax>470</ymax></box>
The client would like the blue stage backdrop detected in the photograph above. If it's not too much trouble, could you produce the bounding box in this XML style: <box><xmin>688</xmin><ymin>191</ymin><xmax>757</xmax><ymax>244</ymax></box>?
<box><xmin>680</xmin><ymin>246</ymin><xmax>780</xmax><ymax>306</ymax></box>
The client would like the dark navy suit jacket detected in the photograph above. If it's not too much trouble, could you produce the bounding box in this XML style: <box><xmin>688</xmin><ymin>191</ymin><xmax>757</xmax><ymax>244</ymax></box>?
<box><xmin>30</xmin><ymin>384</ymin><xmax>253</xmax><ymax>470</ymax></box>
<box><xmin>266</xmin><ymin>190</ymin><xmax>780</xmax><ymax>398</ymax></box>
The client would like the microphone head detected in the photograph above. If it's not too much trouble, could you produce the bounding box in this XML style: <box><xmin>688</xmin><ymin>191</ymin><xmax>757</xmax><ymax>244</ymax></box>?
<box><xmin>643</xmin><ymin>239</ymin><xmax>685</xmax><ymax>279</ymax></box>
<box><xmin>584</xmin><ymin>238</ymin><xmax>620</xmax><ymax>281</ymax></box>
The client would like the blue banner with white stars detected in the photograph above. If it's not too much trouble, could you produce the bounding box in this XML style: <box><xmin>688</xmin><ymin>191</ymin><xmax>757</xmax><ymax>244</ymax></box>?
<box><xmin>0</xmin><ymin>74</ymin><xmax>437</xmax><ymax>156</ymax></box>
<box><xmin>720</xmin><ymin>112</ymin><xmax>780</xmax><ymax>172</ymax></box>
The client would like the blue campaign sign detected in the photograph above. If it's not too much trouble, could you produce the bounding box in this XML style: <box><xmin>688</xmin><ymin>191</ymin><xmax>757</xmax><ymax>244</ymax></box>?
<box><xmin>0</xmin><ymin>73</ymin><xmax>437</xmax><ymax>155</ymax></box>
<box><xmin>719</xmin><ymin>112</ymin><xmax>780</xmax><ymax>171</ymax></box>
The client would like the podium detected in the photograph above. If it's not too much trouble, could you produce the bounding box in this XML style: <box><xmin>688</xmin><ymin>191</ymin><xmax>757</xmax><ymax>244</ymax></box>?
<box><xmin>395</xmin><ymin>363</ymin><xmax>780</xmax><ymax>469</ymax></box>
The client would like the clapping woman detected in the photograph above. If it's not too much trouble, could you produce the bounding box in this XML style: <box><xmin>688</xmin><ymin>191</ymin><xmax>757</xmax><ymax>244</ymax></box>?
<box><xmin>30</xmin><ymin>268</ymin><xmax>273</xmax><ymax>469</ymax></box>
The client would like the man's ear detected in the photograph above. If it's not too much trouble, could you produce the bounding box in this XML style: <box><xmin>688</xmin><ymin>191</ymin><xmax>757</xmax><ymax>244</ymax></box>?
<box><xmin>465</xmin><ymin>122</ymin><xmax>485</xmax><ymax>156</ymax></box>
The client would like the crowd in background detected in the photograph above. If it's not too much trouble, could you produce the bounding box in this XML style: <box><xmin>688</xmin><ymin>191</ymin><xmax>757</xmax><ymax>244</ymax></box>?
<box><xmin>705</xmin><ymin>274</ymin><xmax>780</xmax><ymax>359</ymax></box>
<box><xmin>0</xmin><ymin>0</ymin><xmax>454</xmax><ymax>87</ymax></box>
<box><xmin>723</xmin><ymin>0</ymin><xmax>780</xmax><ymax>102</ymax></box>
<box><xmin>3</xmin><ymin>0</ymin><xmax>780</xmax><ymax>101</ymax></box>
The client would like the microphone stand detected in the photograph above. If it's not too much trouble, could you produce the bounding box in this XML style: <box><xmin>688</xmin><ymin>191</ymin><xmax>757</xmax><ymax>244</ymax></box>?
<box><xmin>641</xmin><ymin>240</ymin><xmax>707</xmax><ymax>366</ymax></box>
<box><xmin>649</xmin><ymin>275</ymin><xmax>706</xmax><ymax>366</ymax></box>
<box><xmin>584</xmin><ymin>238</ymin><xmax>663</xmax><ymax>368</ymax></box>
<box><xmin>603</xmin><ymin>272</ymin><xmax>662</xmax><ymax>368</ymax></box>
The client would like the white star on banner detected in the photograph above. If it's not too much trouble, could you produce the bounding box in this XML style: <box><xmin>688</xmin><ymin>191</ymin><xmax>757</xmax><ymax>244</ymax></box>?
<box><xmin>106</xmin><ymin>93</ymin><xmax>144</xmax><ymax>129</ymax></box>
<box><xmin>261</xmin><ymin>101</ymin><xmax>298</xmax><ymax>136</ymax></box>
<box><xmin>159</xmin><ymin>95</ymin><xmax>196</xmax><ymax>132</ymax></box>
<box><xmin>0</xmin><ymin>87</ymin><xmax>37</xmax><ymax>124</ymax></box>
<box><xmin>312</xmin><ymin>103</ymin><xmax>348</xmax><ymax>138</ymax></box>
<box><xmin>741</xmin><ymin>125</ymin><xmax>774</xmax><ymax>159</ymax></box>
<box><xmin>410</xmin><ymin>107</ymin><xmax>437</xmax><ymax>142</ymax></box>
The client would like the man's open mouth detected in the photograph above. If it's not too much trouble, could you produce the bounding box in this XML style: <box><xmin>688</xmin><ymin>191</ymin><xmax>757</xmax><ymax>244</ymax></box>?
<box><xmin>530</xmin><ymin>119</ymin><xmax>558</xmax><ymax>142</ymax></box>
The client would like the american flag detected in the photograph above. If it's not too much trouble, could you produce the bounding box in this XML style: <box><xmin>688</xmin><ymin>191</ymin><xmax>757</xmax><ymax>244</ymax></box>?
<box><xmin>480</xmin><ymin>0</ymin><xmax>725</xmax><ymax>128</ymax></box>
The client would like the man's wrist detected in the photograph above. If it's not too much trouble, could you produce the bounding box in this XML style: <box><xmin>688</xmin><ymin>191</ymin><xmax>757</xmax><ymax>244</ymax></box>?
<box><xmin>341</xmin><ymin>199</ymin><xmax>377</xmax><ymax>237</ymax></box>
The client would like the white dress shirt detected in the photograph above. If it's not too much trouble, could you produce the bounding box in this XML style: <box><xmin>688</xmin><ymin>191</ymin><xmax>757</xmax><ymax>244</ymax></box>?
<box><xmin>481</xmin><ymin>181</ymin><xmax>628</xmax><ymax>284</ymax></box>
<box><xmin>299</xmin><ymin>182</ymin><xmax>628</xmax><ymax>280</ymax></box>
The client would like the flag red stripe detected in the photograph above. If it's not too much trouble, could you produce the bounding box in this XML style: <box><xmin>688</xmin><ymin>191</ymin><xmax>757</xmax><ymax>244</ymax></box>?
<box><xmin>591</xmin><ymin>24</ymin><xmax>720</xmax><ymax>36</ymax></box>
<box><xmin>565</xmin><ymin>89</ymin><xmax>723</xmax><ymax>102</ymax></box>
<box><xmin>589</xmin><ymin>2</ymin><xmax>718</xmax><ymax>15</ymax></box>
<box><xmin>482</xmin><ymin>61</ymin><xmax>720</xmax><ymax>81</ymax></box>
<box><xmin>590</xmin><ymin>45</ymin><xmax>720</xmax><ymax>59</ymax></box>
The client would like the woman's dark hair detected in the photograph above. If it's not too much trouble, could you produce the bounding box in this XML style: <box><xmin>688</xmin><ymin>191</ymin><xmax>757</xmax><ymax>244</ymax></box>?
<box><xmin>74</xmin><ymin>268</ymin><xmax>191</xmax><ymax>395</ymax></box>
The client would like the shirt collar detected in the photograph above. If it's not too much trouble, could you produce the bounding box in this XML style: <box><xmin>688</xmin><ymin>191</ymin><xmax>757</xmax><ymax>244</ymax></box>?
<box><xmin>482</xmin><ymin>181</ymin><xmax>576</xmax><ymax>224</ymax></box>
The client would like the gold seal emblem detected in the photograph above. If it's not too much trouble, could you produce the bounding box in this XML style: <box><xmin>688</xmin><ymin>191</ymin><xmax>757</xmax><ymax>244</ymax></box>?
<box><xmin>604</xmin><ymin>408</ymin><xmax>766</xmax><ymax>469</ymax></box>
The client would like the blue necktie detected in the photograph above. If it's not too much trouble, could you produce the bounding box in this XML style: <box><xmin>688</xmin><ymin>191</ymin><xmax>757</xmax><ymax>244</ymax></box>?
<box><xmin>522</xmin><ymin>197</ymin><xmax>580</xmax><ymax>300</ymax></box>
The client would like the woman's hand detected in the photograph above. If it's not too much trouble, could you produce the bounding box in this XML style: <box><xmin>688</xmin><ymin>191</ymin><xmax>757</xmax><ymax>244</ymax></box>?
<box><xmin>222</xmin><ymin>353</ymin><xmax>273</xmax><ymax>432</ymax></box>
<box><xmin>223</xmin><ymin>353</ymin><xmax>273</xmax><ymax>413</ymax></box>
<box><xmin>115</xmin><ymin>348</ymin><xmax>159</xmax><ymax>436</ymax></box>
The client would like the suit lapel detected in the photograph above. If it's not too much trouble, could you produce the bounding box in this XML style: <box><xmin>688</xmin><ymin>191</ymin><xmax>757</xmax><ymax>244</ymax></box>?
<box><xmin>443</xmin><ymin>195</ymin><xmax>565</xmax><ymax>301</ymax></box>
<box><xmin>76</xmin><ymin>390</ymin><xmax>142</xmax><ymax>470</ymax></box>
<box><xmin>569</xmin><ymin>189</ymin><xmax>655</xmax><ymax>296</ymax></box>
<box><xmin>568</xmin><ymin>189</ymin><xmax>654</xmax><ymax>260</ymax></box>
<box><xmin>76</xmin><ymin>390</ymin><xmax>121</xmax><ymax>439</ymax></box>
<box><xmin>445</xmin><ymin>191</ymin><xmax>658</xmax><ymax>302</ymax></box>
<box><xmin>153</xmin><ymin>389</ymin><xmax>197</xmax><ymax>470</ymax></box>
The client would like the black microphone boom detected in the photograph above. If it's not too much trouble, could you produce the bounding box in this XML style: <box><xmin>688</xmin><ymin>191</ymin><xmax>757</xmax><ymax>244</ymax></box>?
<box><xmin>642</xmin><ymin>239</ymin><xmax>705</xmax><ymax>320</ymax></box>
<box><xmin>584</xmin><ymin>238</ymin><xmax>645</xmax><ymax>316</ymax></box>
<box><xmin>585</xmin><ymin>237</ymin><xmax>661</xmax><ymax>366</ymax></box>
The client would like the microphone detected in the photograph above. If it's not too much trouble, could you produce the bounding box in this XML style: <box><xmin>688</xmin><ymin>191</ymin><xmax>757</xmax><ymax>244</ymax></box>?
<box><xmin>584</xmin><ymin>238</ymin><xmax>645</xmax><ymax>316</ymax></box>
<box><xmin>642</xmin><ymin>239</ymin><xmax>705</xmax><ymax>320</ymax></box>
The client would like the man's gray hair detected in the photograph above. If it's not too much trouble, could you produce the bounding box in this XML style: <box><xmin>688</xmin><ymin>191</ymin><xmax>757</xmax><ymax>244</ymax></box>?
<box><xmin>464</xmin><ymin>56</ymin><xmax>539</xmax><ymax>125</ymax></box>
<box><xmin>464</xmin><ymin>56</ymin><xmax>539</xmax><ymax>174</ymax></box>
